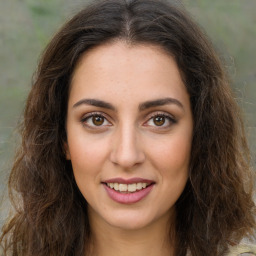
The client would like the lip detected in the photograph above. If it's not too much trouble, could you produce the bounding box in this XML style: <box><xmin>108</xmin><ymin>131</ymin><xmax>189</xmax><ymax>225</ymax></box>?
<box><xmin>102</xmin><ymin>177</ymin><xmax>155</xmax><ymax>204</ymax></box>
<box><xmin>103</xmin><ymin>177</ymin><xmax>154</xmax><ymax>184</ymax></box>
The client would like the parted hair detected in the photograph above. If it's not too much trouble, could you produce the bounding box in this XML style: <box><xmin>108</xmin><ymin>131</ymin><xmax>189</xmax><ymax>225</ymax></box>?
<box><xmin>1</xmin><ymin>0</ymin><xmax>255</xmax><ymax>255</ymax></box>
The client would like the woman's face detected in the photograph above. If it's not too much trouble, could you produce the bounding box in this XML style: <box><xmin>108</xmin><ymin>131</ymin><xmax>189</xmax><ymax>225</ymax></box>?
<box><xmin>65</xmin><ymin>41</ymin><xmax>193</xmax><ymax>231</ymax></box>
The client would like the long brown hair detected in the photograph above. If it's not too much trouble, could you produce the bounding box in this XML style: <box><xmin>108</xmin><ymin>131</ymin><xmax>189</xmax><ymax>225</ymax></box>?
<box><xmin>1</xmin><ymin>0</ymin><xmax>255</xmax><ymax>255</ymax></box>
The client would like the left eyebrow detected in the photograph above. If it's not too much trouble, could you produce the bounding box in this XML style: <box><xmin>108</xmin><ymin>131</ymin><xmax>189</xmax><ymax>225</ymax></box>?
<box><xmin>139</xmin><ymin>97</ymin><xmax>184</xmax><ymax>111</ymax></box>
<box><xmin>73</xmin><ymin>98</ymin><xmax>116</xmax><ymax>111</ymax></box>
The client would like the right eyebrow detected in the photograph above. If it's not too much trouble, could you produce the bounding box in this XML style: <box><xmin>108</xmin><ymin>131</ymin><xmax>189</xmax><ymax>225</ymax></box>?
<box><xmin>139</xmin><ymin>97</ymin><xmax>184</xmax><ymax>111</ymax></box>
<box><xmin>72</xmin><ymin>98</ymin><xmax>116</xmax><ymax>111</ymax></box>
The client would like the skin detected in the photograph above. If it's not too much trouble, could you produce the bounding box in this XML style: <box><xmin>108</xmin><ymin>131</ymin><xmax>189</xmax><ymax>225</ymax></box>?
<box><xmin>65</xmin><ymin>41</ymin><xmax>193</xmax><ymax>256</ymax></box>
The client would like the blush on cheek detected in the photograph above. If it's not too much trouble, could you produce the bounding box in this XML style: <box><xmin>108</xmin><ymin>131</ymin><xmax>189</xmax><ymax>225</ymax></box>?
<box><xmin>156</xmin><ymin>140</ymin><xmax>190</xmax><ymax>165</ymax></box>
<box><xmin>69</xmin><ymin>136</ymin><xmax>108</xmax><ymax>160</ymax></box>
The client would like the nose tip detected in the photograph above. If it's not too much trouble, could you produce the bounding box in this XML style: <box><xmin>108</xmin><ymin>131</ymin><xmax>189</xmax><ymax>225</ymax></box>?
<box><xmin>110</xmin><ymin>129</ymin><xmax>145</xmax><ymax>169</ymax></box>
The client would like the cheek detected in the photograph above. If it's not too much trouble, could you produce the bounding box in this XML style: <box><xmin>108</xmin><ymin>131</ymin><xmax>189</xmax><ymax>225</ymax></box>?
<box><xmin>67</xmin><ymin>137</ymin><xmax>110</xmax><ymax>201</ymax></box>
<box><xmin>151</xmin><ymin>134</ymin><xmax>192</xmax><ymax>172</ymax></box>
<box><xmin>156</xmin><ymin>135</ymin><xmax>191</xmax><ymax>202</ymax></box>
<box><xmin>67</xmin><ymin>134</ymin><xmax>110</xmax><ymax>178</ymax></box>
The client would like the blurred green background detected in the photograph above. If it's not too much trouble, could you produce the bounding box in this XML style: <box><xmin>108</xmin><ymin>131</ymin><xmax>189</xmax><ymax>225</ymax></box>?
<box><xmin>0</xmin><ymin>0</ymin><xmax>255</xmax><ymax>225</ymax></box>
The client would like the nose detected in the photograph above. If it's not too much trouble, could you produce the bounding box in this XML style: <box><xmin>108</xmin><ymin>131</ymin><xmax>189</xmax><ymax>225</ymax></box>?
<box><xmin>110</xmin><ymin>125</ymin><xmax>145</xmax><ymax>169</ymax></box>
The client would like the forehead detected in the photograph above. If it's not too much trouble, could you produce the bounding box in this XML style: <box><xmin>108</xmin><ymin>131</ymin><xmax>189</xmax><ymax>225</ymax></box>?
<box><xmin>69</xmin><ymin>41</ymin><xmax>189</xmax><ymax>109</ymax></box>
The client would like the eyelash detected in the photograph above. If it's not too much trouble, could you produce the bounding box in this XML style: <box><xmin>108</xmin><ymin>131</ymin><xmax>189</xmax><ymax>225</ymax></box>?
<box><xmin>80</xmin><ymin>112</ymin><xmax>177</xmax><ymax>129</ymax></box>
<box><xmin>81</xmin><ymin>112</ymin><xmax>112</xmax><ymax>129</ymax></box>
<box><xmin>144</xmin><ymin>112</ymin><xmax>177</xmax><ymax>128</ymax></box>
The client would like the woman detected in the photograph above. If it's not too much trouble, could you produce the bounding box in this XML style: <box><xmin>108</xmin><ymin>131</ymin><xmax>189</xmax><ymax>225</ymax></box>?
<box><xmin>1</xmin><ymin>0</ymin><xmax>255</xmax><ymax>255</ymax></box>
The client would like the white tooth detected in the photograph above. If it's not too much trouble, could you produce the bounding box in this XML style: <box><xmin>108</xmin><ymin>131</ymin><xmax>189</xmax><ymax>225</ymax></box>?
<box><xmin>136</xmin><ymin>183</ymin><xmax>142</xmax><ymax>190</ymax></box>
<box><xmin>142</xmin><ymin>183</ymin><xmax>147</xmax><ymax>189</ymax></box>
<box><xmin>119</xmin><ymin>184</ymin><xmax>127</xmax><ymax>192</ymax></box>
<box><xmin>109</xmin><ymin>183</ymin><xmax>114</xmax><ymax>189</ymax></box>
<box><xmin>128</xmin><ymin>184</ymin><xmax>137</xmax><ymax>192</ymax></box>
<box><xmin>114</xmin><ymin>183</ymin><xmax>119</xmax><ymax>191</ymax></box>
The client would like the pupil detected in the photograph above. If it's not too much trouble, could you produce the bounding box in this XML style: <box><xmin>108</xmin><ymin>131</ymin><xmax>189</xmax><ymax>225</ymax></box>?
<box><xmin>93</xmin><ymin>116</ymin><xmax>104</xmax><ymax>126</ymax></box>
<box><xmin>154</xmin><ymin>116</ymin><xmax>165</xmax><ymax>126</ymax></box>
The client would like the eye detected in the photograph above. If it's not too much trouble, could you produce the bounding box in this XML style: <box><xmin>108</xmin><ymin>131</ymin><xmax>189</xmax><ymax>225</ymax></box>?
<box><xmin>145</xmin><ymin>113</ymin><xmax>176</xmax><ymax>128</ymax></box>
<box><xmin>152</xmin><ymin>116</ymin><xmax>166</xmax><ymax>126</ymax></box>
<box><xmin>81</xmin><ymin>113</ymin><xmax>111</xmax><ymax>128</ymax></box>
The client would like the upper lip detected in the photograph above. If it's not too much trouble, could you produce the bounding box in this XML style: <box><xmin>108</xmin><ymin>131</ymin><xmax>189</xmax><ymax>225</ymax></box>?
<box><xmin>102</xmin><ymin>177</ymin><xmax>155</xmax><ymax>184</ymax></box>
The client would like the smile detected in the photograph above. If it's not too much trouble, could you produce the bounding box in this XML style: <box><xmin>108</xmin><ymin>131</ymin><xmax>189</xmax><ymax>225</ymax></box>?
<box><xmin>106</xmin><ymin>182</ymin><xmax>149</xmax><ymax>193</ymax></box>
<box><xmin>102</xmin><ymin>178</ymin><xmax>155</xmax><ymax>204</ymax></box>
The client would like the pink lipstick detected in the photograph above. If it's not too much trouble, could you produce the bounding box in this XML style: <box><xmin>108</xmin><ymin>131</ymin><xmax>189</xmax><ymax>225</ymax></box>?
<box><xmin>102</xmin><ymin>178</ymin><xmax>155</xmax><ymax>204</ymax></box>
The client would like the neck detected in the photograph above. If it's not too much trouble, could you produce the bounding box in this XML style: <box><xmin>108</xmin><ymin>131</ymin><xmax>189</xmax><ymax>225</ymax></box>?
<box><xmin>88</xmin><ymin>210</ymin><xmax>176</xmax><ymax>256</ymax></box>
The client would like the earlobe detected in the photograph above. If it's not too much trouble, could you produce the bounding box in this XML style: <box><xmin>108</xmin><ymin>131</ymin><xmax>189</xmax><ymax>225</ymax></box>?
<box><xmin>64</xmin><ymin>143</ymin><xmax>71</xmax><ymax>160</ymax></box>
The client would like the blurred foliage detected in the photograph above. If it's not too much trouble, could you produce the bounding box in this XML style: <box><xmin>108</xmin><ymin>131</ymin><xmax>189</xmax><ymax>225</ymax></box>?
<box><xmin>183</xmin><ymin>0</ymin><xmax>256</xmax><ymax>166</ymax></box>
<box><xmin>0</xmin><ymin>0</ymin><xmax>255</xmax><ymax>221</ymax></box>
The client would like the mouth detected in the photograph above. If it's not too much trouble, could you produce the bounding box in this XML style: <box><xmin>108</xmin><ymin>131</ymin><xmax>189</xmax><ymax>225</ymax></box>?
<box><xmin>104</xmin><ymin>182</ymin><xmax>152</xmax><ymax>193</ymax></box>
<box><xmin>102</xmin><ymin>178</ymin><xmax>155</xmax><ymax>204</ymax></box>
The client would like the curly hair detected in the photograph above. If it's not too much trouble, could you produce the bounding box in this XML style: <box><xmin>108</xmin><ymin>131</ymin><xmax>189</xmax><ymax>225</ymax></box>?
<box><xmin>1</xmin><ymin>0</ymin><xmax>255</xmax><ymax>255</ymax></box>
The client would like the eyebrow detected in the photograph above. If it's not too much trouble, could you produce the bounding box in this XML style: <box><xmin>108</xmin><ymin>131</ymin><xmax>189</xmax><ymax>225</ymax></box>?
<box><xmin>73</xmin><ymin>99</ymin><xmax>116</xmax><ymax>110</ymax></box>
<box><xmin>73</xmin><ymin>97</ymin><xmax>184</xmax><ymax>111</ymax></box>
<box><xmin>139</xmin><ymin>98</ymin><xmax>184</xmax><ymax>111</ymax></box>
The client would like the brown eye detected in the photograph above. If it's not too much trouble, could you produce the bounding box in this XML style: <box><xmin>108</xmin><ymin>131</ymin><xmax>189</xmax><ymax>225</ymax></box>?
<box><xmin>153</xmin><ymin>116</ymin><xmax>165</xmax><ymax>126</ymax></box>
<box><xmin>82</xmin><ymin>113</ymin><xmax>111</xmax><ymax>128</ymax></box>
<box><xmin>92</xmin><ymin>115</ymin><xmax>104</xmax><ymax>126</ymax></box>
<box><xmin>144</xmin><ymin>113</ymin><xmax>176</xmax><ymax>128</ymax></box>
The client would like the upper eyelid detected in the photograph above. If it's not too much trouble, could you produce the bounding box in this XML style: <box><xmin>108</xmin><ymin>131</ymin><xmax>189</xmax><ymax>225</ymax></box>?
<box><xmin>143</xmin><ymin>111</ymin><xmax>177</xmax><ymax>128</ymax></box>
<box><xmin>145</xmin><ymin>111</ymin><xmax>176</xmax><ymax>120</ymax></box>
<box><xmin>80</xmin><ymin>110</ymin><xmax>176</xmax><ymax>124</ymax></box>
<box><xmin>81</xmin><ymin>111</ymin><xmax>111</xmax><ymax>121</ymax></box>
<box><xmin>80</xmin><ymin>112</ymin><xmax>112</xmax><ymax>129</ymax></box>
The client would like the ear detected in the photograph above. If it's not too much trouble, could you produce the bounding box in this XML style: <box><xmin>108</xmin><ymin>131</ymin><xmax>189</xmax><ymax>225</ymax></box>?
<box><xmin>64</xmin><ymin>142</ymin><xmax>71</xmax><ymax>160</ymax></box>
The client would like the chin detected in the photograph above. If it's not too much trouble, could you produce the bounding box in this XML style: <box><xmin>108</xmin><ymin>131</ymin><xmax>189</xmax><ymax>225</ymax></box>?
<box><xmin>108</xmin><ymin>218</ymin><xmax>151</xmax><ymax>231</ymax></box>
<box><xmin>103</xmin><ymin>209</ymin><xmax>164</xmax><ymax>231</ymax></box>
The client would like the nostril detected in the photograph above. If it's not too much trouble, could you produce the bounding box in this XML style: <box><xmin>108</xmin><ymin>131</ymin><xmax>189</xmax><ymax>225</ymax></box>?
<box><xmin>110</xmin><ymin>149</ymin><xmax>145</xmax><ymax>168</ymax></box>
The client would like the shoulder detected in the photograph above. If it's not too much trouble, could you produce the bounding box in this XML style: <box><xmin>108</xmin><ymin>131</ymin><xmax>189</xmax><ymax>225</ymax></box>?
<box><xmin>226</xmin><ymin>244</ymin><xmax>256</xmax><ymax>256</ymax></box>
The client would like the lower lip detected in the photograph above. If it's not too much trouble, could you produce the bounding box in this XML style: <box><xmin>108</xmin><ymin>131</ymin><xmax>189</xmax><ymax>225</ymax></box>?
<box><xmin>103</xmin><ymin>184</ymin><xmax>154</xmax><ymax>204</ymax></box>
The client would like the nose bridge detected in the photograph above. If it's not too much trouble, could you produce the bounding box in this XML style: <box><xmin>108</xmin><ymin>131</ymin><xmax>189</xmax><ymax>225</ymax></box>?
<box><xmin>110</xmin><ymin>121</ymin><xmax>144</xmax><ymax>168</ymax></box>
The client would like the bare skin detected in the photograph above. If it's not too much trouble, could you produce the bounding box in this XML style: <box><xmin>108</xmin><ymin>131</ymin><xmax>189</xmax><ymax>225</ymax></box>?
<box><xmin>89</xmin><ymin>207</ymin><xmax>175</xmax><ymax>256</ymax></box>
<box><xmin>65</xmin><ymin>41</ymin><xmax>193</xmax><ymax>256</ymax></box>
